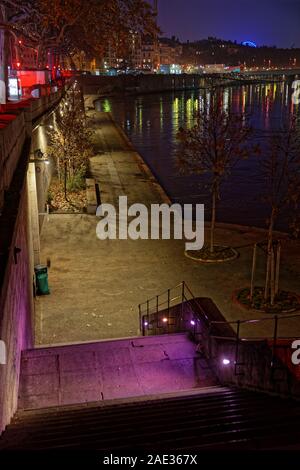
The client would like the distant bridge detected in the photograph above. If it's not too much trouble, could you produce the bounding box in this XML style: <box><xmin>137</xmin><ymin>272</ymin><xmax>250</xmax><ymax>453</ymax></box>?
<box><xmin>204</xmin><ymin>68</ymin><xmax>300</xmax><ymax>85</ymax></box>
<box><xmin>241</xmin><ymin>68</ymin><xmax>300</xmax><ymax>78</ymax></box>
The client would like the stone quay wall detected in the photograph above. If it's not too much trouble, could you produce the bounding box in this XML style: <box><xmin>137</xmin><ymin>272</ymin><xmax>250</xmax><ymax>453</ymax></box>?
<box><xmin>0</xmin><ymin>88</ymin><xmax>64</xmax><ymax>434</ymax></box>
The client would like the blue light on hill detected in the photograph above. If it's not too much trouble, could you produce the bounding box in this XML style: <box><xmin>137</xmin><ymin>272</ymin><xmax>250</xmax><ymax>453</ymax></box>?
<box><xmin>242</xmin><ymin>41</ymin><xmax>257</xmax><ymax>48</ymax></box>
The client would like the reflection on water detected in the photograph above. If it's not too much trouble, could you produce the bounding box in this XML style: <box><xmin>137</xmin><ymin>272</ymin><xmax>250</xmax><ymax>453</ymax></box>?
<box><xmin>96</xmin><ymin>82</ymin><xmax>300</xmax><ymax>228</ymax></box>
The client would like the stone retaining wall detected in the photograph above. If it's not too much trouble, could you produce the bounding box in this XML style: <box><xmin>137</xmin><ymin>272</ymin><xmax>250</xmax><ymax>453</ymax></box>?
<box><xmin>0</xmin><ymin>88</ymin><xmax>64</xmax><ymax>434</ymax></box>
<box><xmin>80</xmin><ymin>74</ymin><xmax>207</xmax><ymax>96</ymax></box>
<box><xmin>0</xmin><ymin>181</ymin><xmax>33</xmax><ymax>434</ymax></box>
<box><xmin>0</xmin><ymin>89</ymin><xmax>64</xmax><ymax>214</ymax></box>
<box><xmin>0</xmin><ymin>113</ymin><xmax>26</xmax><ymax>212</ymax></box>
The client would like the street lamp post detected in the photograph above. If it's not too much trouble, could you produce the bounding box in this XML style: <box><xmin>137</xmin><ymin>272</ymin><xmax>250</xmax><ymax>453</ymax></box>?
<box><xmin>30</xmin><ymin>149</ymin><xmax>50</xmax><ymax>167</ymax></box>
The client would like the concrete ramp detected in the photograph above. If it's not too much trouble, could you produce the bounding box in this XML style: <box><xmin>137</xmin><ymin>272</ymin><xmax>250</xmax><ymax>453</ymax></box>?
<box><xmin>19</xmin><ymin>334</ymin><xmax>217</xmax><ymax>410</ymax></box>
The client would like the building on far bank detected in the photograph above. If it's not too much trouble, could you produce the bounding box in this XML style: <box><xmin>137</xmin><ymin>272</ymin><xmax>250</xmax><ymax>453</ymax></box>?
<box><xmin>159</xmin><ymin>63</ymin><xmax>182</xmax><ymax>74</ymax></box>
<box><xmin>135</xmin><ymin>37</ymin><xmax>182</xmax><ymax>71</ymax></box>
<box><xmin>10</xmin><ymin>40</ymin><xmax>37</xmax><ymax>70</ymax></box>
<box><xmin>159</xmin><ymin>38</ymin><xmax>183</xmax><ymax>65</ymax></box>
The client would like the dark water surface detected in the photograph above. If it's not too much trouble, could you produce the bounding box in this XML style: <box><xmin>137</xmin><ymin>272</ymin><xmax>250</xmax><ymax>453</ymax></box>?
<box><xmin>96</xmin><ymin>82</ymin><xmax>300</xmax><ymax>229</ymax></box>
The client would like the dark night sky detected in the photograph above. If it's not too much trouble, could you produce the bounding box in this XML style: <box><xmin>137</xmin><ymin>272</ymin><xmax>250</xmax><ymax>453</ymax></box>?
<box><xmin>155</xmin><ymin>0</ymin><xmax>300</xmax><ymax>48</ymax></box>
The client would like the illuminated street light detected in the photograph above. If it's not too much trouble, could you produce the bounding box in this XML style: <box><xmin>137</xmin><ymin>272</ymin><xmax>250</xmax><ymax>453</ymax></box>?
<box><xmin>222</xmin><ymin>358</ymin><xmax>231</xmax><ymax>366</ymax></box>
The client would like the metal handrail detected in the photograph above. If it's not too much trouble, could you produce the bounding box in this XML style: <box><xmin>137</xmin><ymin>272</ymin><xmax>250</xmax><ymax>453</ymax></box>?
<box><xmin>143</xmin><ymin>296</ymin><xmax>182</xmax><ymax>312</ymax></box>
<box><xmin>139</xmin><ymin>282</ymin><xmax>210</xmax><ymax>323</ymax></box>
<box><xmin>139</xmin><ymin>281</ymin><xmax>300</xmax><ymax>380</ymax></box>
<box><xmin>209</xmin><ymin>335</ymin><xmax>299</xmax><ymax>342</ymax></box>
<box><xmin>209</xmin><ymin>311</ymin><xmax>300</xmax><ymax>326</ymax></box>
<box><xmin>139</xmin><ymin>282</ymin><xmax>183</xmax><ymax>309</ymax></box>
<box><xmin>139</xmin><ymin>281</ymin><xmax>300</xmax><ymax>333</ymax></box>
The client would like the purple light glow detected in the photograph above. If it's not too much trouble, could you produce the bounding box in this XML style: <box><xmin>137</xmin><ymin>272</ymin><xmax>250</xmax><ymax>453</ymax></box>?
<box><xmin>190</xmin><ymin>320</ymin><xmax>196</xmax><ymax>326</ymax></box>
<box><xmin>222</xmin><ymin>358</ymin><xmax>231</xmax><ymax>366</ymax></box>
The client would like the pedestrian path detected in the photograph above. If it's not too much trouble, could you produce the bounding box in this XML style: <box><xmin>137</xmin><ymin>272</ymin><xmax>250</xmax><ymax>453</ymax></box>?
<box><xmin>88</xmin><ymin>111</ymin><xmax>170</xmax><ymax>207</ymax></box>
<box><xmin>35</xmin><ymin>111</ymin><xmax>300</xmax><ymax>345</ymax></box>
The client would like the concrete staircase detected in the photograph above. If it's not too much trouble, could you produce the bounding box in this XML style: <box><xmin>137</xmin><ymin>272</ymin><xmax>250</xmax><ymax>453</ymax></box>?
<box><xmin>1</xmin><ymin>386</ymin><xmax>300</xmax><ymax>450</ymax></box>
<box><xmin>2</xmin><ymin>332</ymin><xmax>300</xmax><ymax>451</ymax></box>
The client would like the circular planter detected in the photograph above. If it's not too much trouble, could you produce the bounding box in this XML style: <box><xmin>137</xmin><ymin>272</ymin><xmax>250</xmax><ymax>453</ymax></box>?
<box><xmin>185</xmin><ymin>245</ymin><xmax>239</xmax><ymax>264</ymax></box>
<box><xmin>233</xmin><ymin>287</ymin><xmax>300</xmax><ymax>314</ymax></box>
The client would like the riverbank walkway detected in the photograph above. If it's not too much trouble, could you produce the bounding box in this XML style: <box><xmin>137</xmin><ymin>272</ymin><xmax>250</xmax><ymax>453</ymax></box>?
<box><xmin>35</xmin><ymin>110</ymin><xmax>300</xmax><ymax>346</ymax></box>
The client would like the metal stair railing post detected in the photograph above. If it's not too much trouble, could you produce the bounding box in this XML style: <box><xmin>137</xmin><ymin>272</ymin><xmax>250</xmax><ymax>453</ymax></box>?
<box><xmin>192</xmin><ymin>315</ymin><xmax>196</xmax><ymax>337</ymax></box>
<box><xmin>234</xmin><ymin>320</ymin><xmax>245</xmax><ymax>376</ymax></box>
<box><xmin>167</xmin><ymin>288</ymin><xmax>170</xmax><ymax>333</ymax></box>
<box><xmin>235</xmin><ymin>320</ymin><xmax>240</xmax><ymax>374</ymax></box>
<box><xmin>181</xmin><ymin>281</ymin><xmax>185</xmax><ymax>329</ymax></box>
<box><xmin>208</xmin><ymin>322</ymin><xmax>212</xmax><ymax>359</ymax></box>
<box><xmin>271</xmin><ymin>315</ymin><xmax>278</xmax><ymax>380</ymax></box>
<box><xmin>147</xmin><ymin>300</ymin><xmax>150</xmax><ymax>334</ymax></box>
<box><xmin>139</xmin><ymin>304</ymin><xmax>143</xmax><ymax>336</ymax></box>
<box><xmin>156</xmin><ymin>295</ymin><xmax>159</xmax><ymax>331</ymax></box>
<box><xmin>184</xmin><ymin>282</ymin><xmax>209</xmax><ymax>325</ymax></box>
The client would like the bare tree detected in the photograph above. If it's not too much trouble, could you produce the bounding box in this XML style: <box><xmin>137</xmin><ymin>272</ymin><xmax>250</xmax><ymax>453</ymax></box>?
<box><xmin>177</xmin><ymin>92</ymin><xmax>256</xmax><ymax>254</ymax></box>
<box><xmin>260</xmin><ymin>118</ymin><xmax>300</xmax><ymax>305</ymax></box>
<box><xmin>48</xmin><ymin>83</ymin><xmax>93</xmax><ymax>200</ymax></box>
<box><xmin>0</xmin><ymin>0</ymin><xmax>159</xmax><ymax>67</ymax></box>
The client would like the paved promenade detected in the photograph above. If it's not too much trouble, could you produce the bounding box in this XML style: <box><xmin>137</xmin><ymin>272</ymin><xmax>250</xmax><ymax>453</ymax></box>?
<box><xmin>35</xmin><ymin>110</ymin><xmax>300</xmax><ymax>345</ymax></box>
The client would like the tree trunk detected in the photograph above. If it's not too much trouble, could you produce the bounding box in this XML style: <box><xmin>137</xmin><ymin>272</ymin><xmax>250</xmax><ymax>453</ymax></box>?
<box><xmin>37</xmin><ymin>45</ymin><xmax>42</xmax><ymax>68</ymax></box>
<box><xmin>210</xmin><ymin>190</ymin><xmax>217</xmax><ymax>254</ymax></box>
<box><xmin>270</xmin><ymin>247</ymin><xmax>275</xmax><ymax>306</ymax></box>
<box><xmin>275</xmin><ymin>242</ymin><xmax>281</xmax><ymax>296</ymax></box>
<box><xmin>64</xmin><ymin>162</ymin><xmax>68</xmax><ymax>201</ymax></box>
<box><xmin>264</xmin><ymin>254</ymin><xmax>271</xmax><ymax>303</ymax></box>
<box><xmin>250</xmin><ymin>243</ymin><xmax>257</xmax><ymax>303</ymax></box>
<box><xmin>57</xmin><ymin>157</ymin><xmax>61</xmax><ymax>183</ymax></box>
<box><xmin>264</xmin><ymin>208</ymin><xmax>276</xmax><ymax>302</ymax></box>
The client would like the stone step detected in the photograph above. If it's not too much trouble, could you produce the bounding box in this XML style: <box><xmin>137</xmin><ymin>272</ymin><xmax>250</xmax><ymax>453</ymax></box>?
<box><xmin>2</xmin><ymin>387</ymin><xmax>300</xmax><ymax>450</ymax></box>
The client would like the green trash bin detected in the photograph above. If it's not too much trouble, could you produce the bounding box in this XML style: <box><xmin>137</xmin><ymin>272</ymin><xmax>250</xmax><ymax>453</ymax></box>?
<box><xmin>35</xmin><ymin>265</ymin><xmax>50</xmax><ymax>295</ymax></box>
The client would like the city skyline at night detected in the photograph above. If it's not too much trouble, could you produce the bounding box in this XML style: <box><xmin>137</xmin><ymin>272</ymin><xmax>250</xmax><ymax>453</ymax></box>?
<box><xmin>157</xmin><ymin>0</ymin><xmax>300</xmax><ymax>48</ymax></box>
<box><xmin>1</xmin><ymin>0</ymin><xmax>300</xmax><ymax>459</ymax></box>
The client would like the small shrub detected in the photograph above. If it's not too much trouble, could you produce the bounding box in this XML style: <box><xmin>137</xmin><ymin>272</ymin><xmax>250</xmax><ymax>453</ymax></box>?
<box><xmin>67</xmin><ymin>168</ymin><xmax>86</xmax><ymax>192</ymax></box>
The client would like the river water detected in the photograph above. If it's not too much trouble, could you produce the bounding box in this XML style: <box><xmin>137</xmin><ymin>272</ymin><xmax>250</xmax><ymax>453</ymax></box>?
<box><xmin>96</xmin><ymin>82</ymin><xmax>300</xmax><ymax>230</ymax></box>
